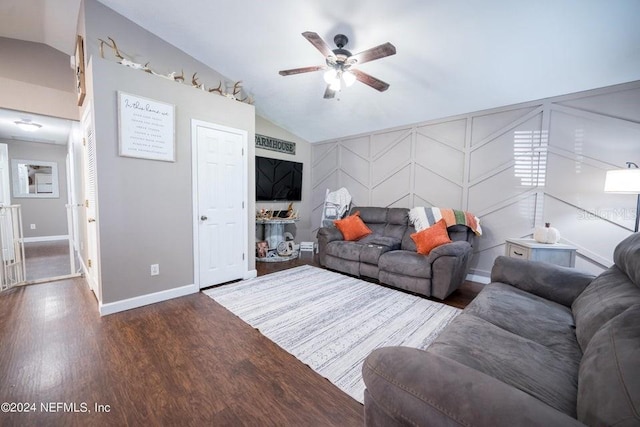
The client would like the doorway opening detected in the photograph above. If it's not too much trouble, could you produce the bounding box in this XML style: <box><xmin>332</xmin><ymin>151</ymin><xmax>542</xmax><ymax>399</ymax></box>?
<box><xmin>0</xmin><ymin>108</ymin><xmax>83</xmax><ymax>289</ymax></box>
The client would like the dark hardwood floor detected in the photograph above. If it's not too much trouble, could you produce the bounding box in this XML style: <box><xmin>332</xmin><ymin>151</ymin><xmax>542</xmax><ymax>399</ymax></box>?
<box><xmin>24</xmin><ymin>240</ymin><xmax>75</xmax><ymax>281</ymax></box>
<box><xmin>0</xmin><ymin>253</ymin><xmax>481</xmax><ymax>426</ymax></box>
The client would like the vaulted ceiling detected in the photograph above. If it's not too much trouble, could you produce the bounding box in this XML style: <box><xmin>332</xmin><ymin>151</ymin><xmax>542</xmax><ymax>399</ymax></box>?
<box><xmin>2</xmin><ymin>0</ymin><xmax>640</xmax><ymax>142</ymax></box>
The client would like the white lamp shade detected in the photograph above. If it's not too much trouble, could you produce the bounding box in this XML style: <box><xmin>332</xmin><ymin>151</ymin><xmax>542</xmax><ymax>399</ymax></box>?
<box><xmin>329</xmin><ymin>78</ymin><xmax>341</xmax><ymax>91</ymax></box>
<box><xmin>323</xmin><ymin>69</ymin><xmax>338</xmax><ymax>84</ymax></box>
<box><xmin>604</xmin><ymin>169</ymin><xmax>640</xmax><ymax>193</ymax></box>
<box><xmin>342</xmin><ymin>71</ymin><xmax>356</xmax><ymax>87</ymax></box>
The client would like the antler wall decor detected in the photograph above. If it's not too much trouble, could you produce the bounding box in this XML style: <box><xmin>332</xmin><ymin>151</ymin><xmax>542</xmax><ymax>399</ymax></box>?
<box><xmin>98</xmin><ymin>36</ymin><xmax>253</xmax><ymax>104</ymax></box>
<box><xmin>98</xmin><ymin>37</ymin><xmax>152</xmax><ymax>72</ymax></box>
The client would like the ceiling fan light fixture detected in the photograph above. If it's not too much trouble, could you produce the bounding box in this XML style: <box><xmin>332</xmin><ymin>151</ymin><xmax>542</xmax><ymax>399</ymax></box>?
<box><xmin>14</xmin><ymin>119</ymin><xmax>42</xmax><ymax>132</ymax></box>
<box><xmin>279</xmin><ymin>31</ymin><xmax>396</xmax><ymax>98</ymax></box>
<box><xmin>342</xmin><ymin>70</ymin><xmax>356</xmax><ymax>87</ymax></box>
<box><xmin>323</xmin><ymin>69</ymin><xmax>338</xmax><ymax>84</ymax></box>
<box><xmin>329</xmin><ymin>77</ymin><xmax>341</xmax><ymax>91</ymax></box>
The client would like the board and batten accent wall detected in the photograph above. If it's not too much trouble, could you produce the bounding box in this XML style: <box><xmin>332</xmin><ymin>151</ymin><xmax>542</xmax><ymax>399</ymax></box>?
<box><xmin>311</xmin><ymin>80</ymin><xmax>640</xmax><ymax>278</ymax></box>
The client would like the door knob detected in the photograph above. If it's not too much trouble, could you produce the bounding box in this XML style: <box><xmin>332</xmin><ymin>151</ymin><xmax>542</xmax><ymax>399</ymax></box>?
<box><xmin>88</xmin><ymin>218</ymin><xmax>96</xmax><ymax>223</ymax></box>
<box><xmin>200</xmin><ymin>215</ymin><xmax>208</xmax><ymax>221</ymax></box>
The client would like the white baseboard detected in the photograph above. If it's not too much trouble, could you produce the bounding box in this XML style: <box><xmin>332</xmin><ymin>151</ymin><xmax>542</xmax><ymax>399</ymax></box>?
<box><xmin>244</xmin><ymin>269</ymin><xmax>257</xmax><ymax>280</ymax></box>
<box><xmin>99</xmin><ymin>283</ymin><xmax>198</xmax><ymax>316</ymax></box>
<box><xmin>23</xmin><ymin>235</ymin><xmax>69</xmax><ymax>243</ymax></box>
<box><xmin>466</xmin><ymin>273</ymin><xmax>491</xmax><ymax>284</ymax></box>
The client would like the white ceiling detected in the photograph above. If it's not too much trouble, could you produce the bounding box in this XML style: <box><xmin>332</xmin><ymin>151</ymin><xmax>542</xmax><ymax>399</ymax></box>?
<box><xmin>0</xmin><ymin>0</ymin><xmax>81</xmax><ymax>55</ymax></box>
<box><xmin>0</xmin><ymin>108</ymin><xmax>74</xmax><ymax>145</ymax></box>
<box><xmin>2</xmin><ymin>0</ymin><xmax>640</xmax><ymax>143</ymax></box>
<box><xmin>0</xmin><ymin>0</ymin><xmax>80</xmax><ymax>146</ymax></box>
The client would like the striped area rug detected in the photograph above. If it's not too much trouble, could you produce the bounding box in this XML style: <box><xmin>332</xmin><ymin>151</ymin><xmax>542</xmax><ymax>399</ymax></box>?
<box><xmin>203</xmin><ymin>265</ymin><xmax>461</xmax><ymax>403</ymax></box>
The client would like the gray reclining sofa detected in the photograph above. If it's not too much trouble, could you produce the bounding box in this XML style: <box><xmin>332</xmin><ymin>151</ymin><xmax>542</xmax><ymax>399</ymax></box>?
<box><xmin>317</xmin><ymin>206</ymin><xmax>475</xmax><ymax>300</ymax></box>
<box><xmin>362</xmin><ymin>232</ymin><xmax>640</xmax><ymax>426</ymax></box>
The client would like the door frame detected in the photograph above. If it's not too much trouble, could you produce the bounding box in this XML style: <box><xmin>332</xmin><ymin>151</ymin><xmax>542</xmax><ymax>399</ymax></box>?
<box><xmin>191</xmin><ymin>119</ymin><xmax>249</xmax><ymax>289</ymax></box>
<box><xmin>81</xmin><ymin>104</ymin><xmax>101</xmax><ymax>298</ymax></box>
<box><xmin>0</xmin><ymin>143</ymin><xmax>14</xmax><ymax>262</ymax></box>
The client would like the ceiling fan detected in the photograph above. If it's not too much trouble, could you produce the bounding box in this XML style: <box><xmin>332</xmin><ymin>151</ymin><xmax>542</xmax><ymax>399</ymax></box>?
<box><xmin>279</xmin><ymin>32</ymin><xmax>396</xmax><ymax>99</ymax></box>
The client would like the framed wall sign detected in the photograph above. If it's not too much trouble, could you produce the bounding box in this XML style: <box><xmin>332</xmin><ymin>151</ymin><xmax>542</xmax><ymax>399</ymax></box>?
<box><xmin>118</xmin><ymin>92</ymin><xmax>176</xmax><ymax>162</ymax></box>
<box><xmin>255</xmin><ymin>134</ymin><xmax>296</xmax><ymax>155</ymax></box>
<box><xmin>75</xmin><ymin>35</ymin><xmax>86</xmax><ymax>106</ymax></box>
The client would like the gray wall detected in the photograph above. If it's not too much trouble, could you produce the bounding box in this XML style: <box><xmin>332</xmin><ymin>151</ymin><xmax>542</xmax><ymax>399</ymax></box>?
<box><xmin>0</xmin><ymin>37</ymin><xmax>75</xmax><ymax>91</ymax></box>
<box><xmin>90</xmin><ymin>58</ymin><xmax>255</xmax><ymax>305</ymax></box>
<box><xmin>3</xmin><ymin>139</ymin><xmax>68</xmax><ymax>238</ymax></box>
<box><xmin>312</xmin><ymin>80</ymin><xmax>640</xmax><ymax>278</ymax></box>
<box><xmin>0</xmin><ymin>37</ymin><xmax>78</xmax><ymax>121</ymax></box>
<box><xmin>84</xmin><ymin>0</ymin><xmax>255</xmax><ymax>305</ymax></box>
<box><xmin>255</xmin><ymin>115</ymin><xmax>313</xmax><ymax>243</ymax></box>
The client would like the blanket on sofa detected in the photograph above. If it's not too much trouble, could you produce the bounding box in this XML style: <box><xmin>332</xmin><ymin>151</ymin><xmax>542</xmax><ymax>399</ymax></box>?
<box><xmin>409</xmin><ymin>207</ymin><xmax>482</xmax><ymax>236</ymax></box>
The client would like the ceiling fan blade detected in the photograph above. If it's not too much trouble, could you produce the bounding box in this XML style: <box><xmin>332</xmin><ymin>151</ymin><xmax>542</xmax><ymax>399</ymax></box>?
<box><xmin>323</xmin><ymin>85</ymin><xmax>336</xmax><ymax>99</ymax></box>
<box><xmin>351</xmin><ymin>42</ymin><xmax>396</xmax><ymax>65</ymax></box>
<box><xmin>351</xmin><ymin>69</ymin><xmax>390</xmax><ymax>92</ymax></box>
<box><xmin>279</xmin><ymin>65</ymin><xmax>326</xmax><ymax>76</ymax></box>
<box><xmin>302</xmin><ymin>31</ymin><xmax>333</xmax><ymax>57</ymax></box>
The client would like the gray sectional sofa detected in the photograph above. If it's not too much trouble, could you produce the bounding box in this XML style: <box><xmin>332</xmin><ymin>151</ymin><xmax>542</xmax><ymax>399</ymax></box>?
<box><xmin>317</xmin><ymin>206</ymin><xmax>476</xmax><ymax>300</ymax></box>
<box><xmin>362</xmin><ymin>232</ymin><xmax>640</xmax><ymax>426</ymax></box>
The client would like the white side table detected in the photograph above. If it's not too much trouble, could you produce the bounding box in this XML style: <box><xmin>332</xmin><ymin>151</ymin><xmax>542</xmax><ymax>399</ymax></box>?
<box><xmin>505</xmin><ymin>238</ymin><xmax>577</xmax><ymax>268</ymax></box>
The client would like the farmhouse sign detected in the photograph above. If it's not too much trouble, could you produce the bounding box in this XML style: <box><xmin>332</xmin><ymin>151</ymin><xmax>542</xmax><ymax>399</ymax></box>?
<box><xmin>255</xmin><ymin>134</ymin><xmax>296</xmax><ymax>155</ymax></box>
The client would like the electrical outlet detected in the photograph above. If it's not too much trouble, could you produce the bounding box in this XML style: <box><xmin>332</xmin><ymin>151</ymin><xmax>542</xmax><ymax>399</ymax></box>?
<box><xmin>30</xmin><ymin>224</ymin><xmax>36</xmax><ymax>230</ymax></box>
<box><xmin>150</xmin><ymin>264</ymin><xmax>159</xmax><ymax>276</ymax></box>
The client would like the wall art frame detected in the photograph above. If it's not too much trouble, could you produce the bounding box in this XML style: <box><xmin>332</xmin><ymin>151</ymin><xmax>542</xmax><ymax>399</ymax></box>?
<box><xmin>75</xmin><ymin>35</ymin><xmax>86</xmax><ymax>106</ymax></box>
<box><xmin>117</xmin><ymin>91</ymin><xmax>176</xmax><ymax>162</ymax></box>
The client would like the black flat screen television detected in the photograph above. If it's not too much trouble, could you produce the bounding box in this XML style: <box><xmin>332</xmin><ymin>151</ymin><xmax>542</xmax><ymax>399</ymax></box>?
<box><xmin>255</xmin><ymin>156</ymin><xmax>303</xmax><ymax>201</ymax></box>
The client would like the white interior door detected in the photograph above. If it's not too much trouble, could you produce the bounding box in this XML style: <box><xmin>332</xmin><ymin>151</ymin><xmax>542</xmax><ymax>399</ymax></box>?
<box><xmin>193</xmin><ymin>120</ymin><xmax>247</xmax><ymax>288</ymax></box>
<box><xmin>82</xmin><ymin>108</ymin><xmax>100</xmax><ymax>296</ymax></box>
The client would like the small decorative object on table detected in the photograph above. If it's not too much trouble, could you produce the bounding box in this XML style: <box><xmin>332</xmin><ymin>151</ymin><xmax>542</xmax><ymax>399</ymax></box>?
<box><xmin>534</xmin><ymin>222</ymin><xmax>560</xmax><ymax>244</ymax></box>
<box><xmin>256</xmin><ymin>208</ymin><xmax>273</xmax><ymax>220</ymax></box>
<box><xmin>256</xmin><ymin>241</ymin><xmax>268</xmax><ymax>258</ymax></box>
<box><xmin>286</xmin><ymin>202</ymin><xmax>298</xmax><ymax>219</ymax></box>
<box><xmin>276</xmin><ymin>241</ymin><xmax>294</xmax><ymax>257</ymax></box>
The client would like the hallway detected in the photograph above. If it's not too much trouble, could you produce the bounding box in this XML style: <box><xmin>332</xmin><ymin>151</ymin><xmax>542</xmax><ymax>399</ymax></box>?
<box><xmin>24</xmin><ymin>240</ymin><xmax>76</xmax><ymax>281</ymax></box>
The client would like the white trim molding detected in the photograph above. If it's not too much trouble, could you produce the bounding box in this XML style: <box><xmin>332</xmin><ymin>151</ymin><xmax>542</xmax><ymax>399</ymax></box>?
<box><xmin>244</xmin><ymin>269</ymin><xmax>257</xmax><ymax>280</ymax></box>
<box><xmin>99</xmin><ymin>283</ymin><xmax>198</xmax><ymax>316</ymax></box>
<box><xmin>23</xmin><ymin>235</ymin><xmax>69</xmax><ymax>243</ymax></box>
<box><xmin>466</xmin><ymin>273</ymin><xmax>491</xmax><ymax>285</ymax></box>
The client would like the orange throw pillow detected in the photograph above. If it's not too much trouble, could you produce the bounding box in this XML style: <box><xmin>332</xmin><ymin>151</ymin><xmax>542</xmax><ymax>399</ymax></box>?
<box><xmin>411</xmin><ymin>219</ymin><xmax>452</xmax><ymax>255</ymax></box>
<box><xmin>334</xmin><ymin>211</ymin><xmax>372</xmax><ymax>241</ymax></box>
